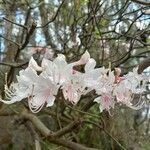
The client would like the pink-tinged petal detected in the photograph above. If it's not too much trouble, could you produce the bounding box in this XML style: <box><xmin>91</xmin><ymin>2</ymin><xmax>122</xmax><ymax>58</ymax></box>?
<box><xmin>54</xmin><ymin>54</ymin><xmax>67</xmax><ymax>69</ymax></box>
<box><xmin>42</xmin><ymin>56</ymin><xmax>72</xmax><ymax>85</ymax></box>
<box><xmin>72</xmin><ymin>69</ymin><xmax>78</xmax><ymax>75</ymax></box>
<box><xmin>94</xmin><ymin>94</ymin><xmax>115</xmax><ymax>112</ymax></box>
<box><xmin>115</xmin><ymin>76</ymin><xmax>125</xmax><ymax>83</ymax></box>
<box><xmin>27</xmin><ymin>73</ymin><xmax>58</xmax><ymax>113</ymax></box>
<box><xmin>17</xmin><ymin>68</ymin><xmax>38</xmax><ymax>84</ymax></box>
<box><xmin>28</xmin><ymin>89</ymin><xmax>54</xmax><ymax>113</ymax></box>
<box><xmin>28</xmin><ymin>57</ymin><xmax>42</xmax><ymax>71</ymax></box>
<box><xmin>62</xmin><ymin>83</ymin><xmax>80</xmax><ymax>104</ymax></box>
<box><xmin>115</xmin><ymin>92</ymin><xmax>125</xmax><ymax>102</ymax></box>
<box><xmin>101</xmin><ymin>95</ymin><xmax>114</xmax><ymax>112</ymax></box>
<box><xmin>84</xmin><ymin>58</ymin><xmax>96</xmax><ymax>72</ymax></box>
<box><xmin>74</xmin><ymin>51</ymin><xmax>90</xmax><ymax>66</ymax></box>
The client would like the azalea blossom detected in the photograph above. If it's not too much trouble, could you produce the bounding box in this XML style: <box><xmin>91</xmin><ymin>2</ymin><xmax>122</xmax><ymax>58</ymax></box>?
<box><xmin>83</xmin><ymin>58</ymin><xmax>101</xmax><ymax>88</ymax></box>
<box><xmin>28</xmin><ymin>57</ymin><xmax>42</xmax><ymax>71</ymax></box>
<box><xmin>0</xmin><ymin>68</ymin><xmax>38</xmax><ymax>104</ymax></box>
<box><xmin>94</xmin><ymin>94</ymin><xmax>115</xmax><ymax>113</ymax></box>
<box><xmin>28</xmin><ymin>74</ymin><xmax>59</xmax><ymax>113</ymax></box>
<box><xmin>92</xmin><ymin>70</ymin><xmax>116</xmax><ymax>112</ymax></box>
<box><xmin>74</xmin><ymin>50</ymin><xmax>90</xmax><ymax>66</ymax></box>
<box><xmin>1</xmin><ymin>67</ymin><xmax>59</xmax><ymax>113</ymax></box>
<box><xmin>41</xmin><ymin>54</ymin><xmax>72</xmax><ymax>85</ymax></box>
<box><xmin>94</xmin><ymin>69</ymin><xmax>115</xmax><ymax>95</ymax></box>
<box><xmin>62</xmin><ymin>71</ymin><xmax>88</xmax><ymax>104</ymax></box>
<box><xmin>0</xmin><ymin>50</ymin><xmax>149</xmax><ymax>113</ymax></box>
<box><xmin>113</xmin><ymin>67</ymin><xmax>145</xmax><ymax>109</ymax></box>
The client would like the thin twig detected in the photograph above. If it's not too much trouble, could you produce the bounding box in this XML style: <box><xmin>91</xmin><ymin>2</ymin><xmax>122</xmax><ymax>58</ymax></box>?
<box><xmin>84</xmin><ymin>120</ymin><xmax>127</xmax><ymax>150</ymax></box>
<box><xmin>0</xmin><ymin>35</ymin><xmax>20</xmax><ymax>47</ymax></box>
<box><xmin>3</xmin><ymin>17</ymin><xmax>28</xmax><ymax>30</ymax></box>
<box><xmin>37</xmin><ymin>0</ymin><xmax>65</xmax><ymax>28</ymax></box>
<box><xmin>131</xmin><ymin>0</ymin><xmax>150</xmax><ymax>6</ymax></box>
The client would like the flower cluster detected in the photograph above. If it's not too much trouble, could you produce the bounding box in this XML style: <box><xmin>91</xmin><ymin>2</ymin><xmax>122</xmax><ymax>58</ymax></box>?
<box><xmin>0</xmin><ymin>51</ymin><xmax>149</xmax><ymax>113</ymax></box>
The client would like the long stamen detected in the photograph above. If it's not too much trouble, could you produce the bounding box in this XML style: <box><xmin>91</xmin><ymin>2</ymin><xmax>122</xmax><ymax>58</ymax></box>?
<box><xmin>27</xmin><ymin>84</ymin><xmax>45</xmax><ymax>113</ymax></box>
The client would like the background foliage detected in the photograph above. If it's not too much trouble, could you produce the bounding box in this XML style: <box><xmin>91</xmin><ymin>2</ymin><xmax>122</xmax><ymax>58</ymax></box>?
<box><xmin>0</xmin><ymin>0</ymin><xmax>150</xmax><ymax>149</ymax></box>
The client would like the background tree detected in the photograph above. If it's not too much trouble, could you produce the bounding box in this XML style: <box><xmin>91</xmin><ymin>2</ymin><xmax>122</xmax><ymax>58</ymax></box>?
<box><xmin>0</xmin><ymin>0</ymin><xmax>150</xmax><ymax>149</ymax></box>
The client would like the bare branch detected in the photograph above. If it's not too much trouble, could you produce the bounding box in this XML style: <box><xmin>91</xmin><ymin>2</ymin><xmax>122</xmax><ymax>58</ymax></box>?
<box><xmin>0</xmin><ymin>35</ymin><xmax>20</xmax><ymax>47</ymax></box>
<box><xmin>37</xmin><ymin>0</ymin><xmax>66</xmax><ymax>28</ymax></box>
<box><xmin>3</xmin><ymin>17</ymin><xmax>28</xmax><ymax>30</ymax></box>
<box><xmin>131</xmin><ymin>0</ymin><xmax>150</xmax><ymax>6</ymax></box>
<box><xmin>138</xmin><ymin>57</ymin><xmax>150</xmax><ymax>73</ymax></box>
<box><xmin>25</xmin><ymin>121</ymin><xmax>41</xmax><ymax>150</ymax></box>
<box><xmin>21</xmin><ymin>109</ymin><xmax>98</xmax><ymax>150</ymax></box>
<box><xmin>0</xmin><ymin>61</ymin><xmax>28</xmax><ymax>68</ymax></box>
<box><xmin>52</xmin><ymin>119</ymin><xmax>81</xmax><ymax>137</ymax></box>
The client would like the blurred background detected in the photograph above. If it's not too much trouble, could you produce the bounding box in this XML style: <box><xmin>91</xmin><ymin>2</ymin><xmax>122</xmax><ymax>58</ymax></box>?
<box><xmin>0</xmin><ymin>0</ymin><xmax>150</xmax><ymax>149</ymax></box>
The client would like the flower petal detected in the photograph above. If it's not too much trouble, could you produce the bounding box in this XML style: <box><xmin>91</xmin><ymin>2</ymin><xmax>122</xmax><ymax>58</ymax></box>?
<box><xmin>28</xmin><ymin>57</ymin><xmax>42</xmax><ymax>71</ymax></box>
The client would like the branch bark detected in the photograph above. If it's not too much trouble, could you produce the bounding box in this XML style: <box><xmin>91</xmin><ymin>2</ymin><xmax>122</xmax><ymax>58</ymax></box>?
<box><xmin>138</xmin><ymin>57</ymin><xmax>150</xmax><ymax>74</ymax></box>
<box><xmin>21</xmin><ymin>109</ymin><xmax>98</xmax><ymax>150</ymax></box>
<box><xmin>131</xmin><ymin>0</ymin><xmax>150</xmax><ymax>6</ymax></box>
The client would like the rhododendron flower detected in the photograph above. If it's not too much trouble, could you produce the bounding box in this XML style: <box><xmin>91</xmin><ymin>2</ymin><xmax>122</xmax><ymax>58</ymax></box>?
<box><xmin>83</xmin><ymin>58</ymin><xmax>101</xmax><ymax>88</ymax></box>
<box><xmin>28</xmin><ymin>74</ymin><xmax>59</xmax><ymax>113</ymax></box>
<box><xmin>0</xmin><ymin>67</ymin><xmax>59</xmax><ymax>113</ymax></box>
<box><xmin>28</xmin><ymin>57</ymin><xmax>42</xmax><ymax>71</ymax></box>
<box><xmin>62</xmin><ymin>71</ymin><xmax>89</xmax><ymax>104</ymax></box>
<box><xmin>38</xmin><ymin>51</ymin><xmax>90</xmax><ymax>85</ymax></box>
<box><xmin>0</xmin><ymin>50</ymin><xmax>149</xmax><ymax>114</ymax></box>
<box><xmin>113</xmin><ymin>81</ymin><xmax>144</xmax><ymax>110</ymax></box>
<box><xmin>42</xmin><ymin>54</ymin><xmax>74</xmax><ymax>85</ymax></box>
<box><xmin>83</xmin><ymin>58</ymin><xmax>109</xmax><ymax>89</ymax></box>
<box><xmin>94</xmin><ymin>69</ymin><xmax>115</xmax><ymax>95</ymax></box>
<box><xmin>0</xmin><ymin>68</ymin><xmax>38</xmax><ymax>104</ymax></box>
<box><xmin>94</xmin><ymin>94</ymin><xmax>115</xmax><ymax>112</ymax></box>
<box><xmin>124</xmin><ymin>67</ymin><xmax>143</xmax><ymax>87</ymax></box>
<box><xmin>74</xmin><ymin>51</ymin><xmax>90</xmax><ymax>66</ymax></box>
<box><xmin>113</xmin><ymin>68</ymin><xmax>145</xmax><ymax>109</ymax></box>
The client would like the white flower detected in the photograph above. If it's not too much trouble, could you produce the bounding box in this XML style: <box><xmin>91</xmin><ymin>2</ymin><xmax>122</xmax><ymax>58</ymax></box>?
<box><xmin>124</xmin><ymin>67</ymin><xmax>143</xmax><ymax>88</ymax></box>
<box><xmin>113</xmin><ymin>68</ymin><xmax>146</xmax><ymax>110</ymax></box>
<box><xmin>41</xmin><ymin>54</ymin><xmax>72</xmax><ymax>85</ymax></box>
<box><xmin>28</xmin><ymin>57</ymin><xmax>42</xmax><ymax>71</ymax></box>
<box><xmin>0</xmin><ymin>68</ymin><xmax>38</xmax><ymax>104</ymax></box>
<box><xmin>1</xmin><ymin>67</ymin><xmax>59</xmax><ymax>113</ymax></box>
<box><xmin>83</xmin><ymin>58</ymin><xmax>109</xmax><ymax>89</ymax></box>
<box><xmin>94</xmin><ymin>69</ymin><xmax>115</xmax><ymax>95</ymax></box>
<box><xmin>94</xmin><ymin>93</ymin><xmax>115</xmax><ymax>113</ymax></box>
<box><xmin>83</xmin><ymin>58</ymin><xmax>99</xmax><ymax>89</ymax></box>
<box><xmin>28</xmin><ymin>74</ymin><xmax>59</xmax><ymax>113</ymax></box>
<box><xmin>0</xmin><ymin>51</ymin><xmax>148</xmax><ymax>113</ymax></box>
<box><xmin>61</xmin><ymin>51</ymin><xmax>91</xmax><ymax>104</ymax></box>
<box><xmin>62</xmin><ymin>72</ymin><xmax>87</xmax><ymax>104</ymax></box>
<box><xmin>74</xmin><ymin>51</ymin><xmax>90</xmax><ymax>66</ymax></box>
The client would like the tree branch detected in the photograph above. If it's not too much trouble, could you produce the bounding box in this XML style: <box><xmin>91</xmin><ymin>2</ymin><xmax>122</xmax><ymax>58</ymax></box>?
<box><xmin>131</xmin><ymin>0</ymin><xmax>150</xmax><ymax>6</ymax></box>
<box><xmin>37</xmin><ymin>0</ymin><xmax>65</xmax><ymax>28</ymax></box>
<box><xmin>3</xmin><ymin>17</ymin><xmax>28</xmax><ymax>30</ymax></box>
<box><xmin>25</xmin><ymin>121</ymin><xmax>41</xmax><ymax>150</ymax></box>
<box><xmin>52</xmin><ymin>119</ymin><xmax>81</xmax><ymax>137</ymax></box>
<box><xmin>138</xmin><ymin>57</ymin><xmax>150</xmax><ymax>73</ymax></box>
<box><xmin>21</xmin><ymin>109</ymin><xmax>98</xmax><ymax>150</ymax></box>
